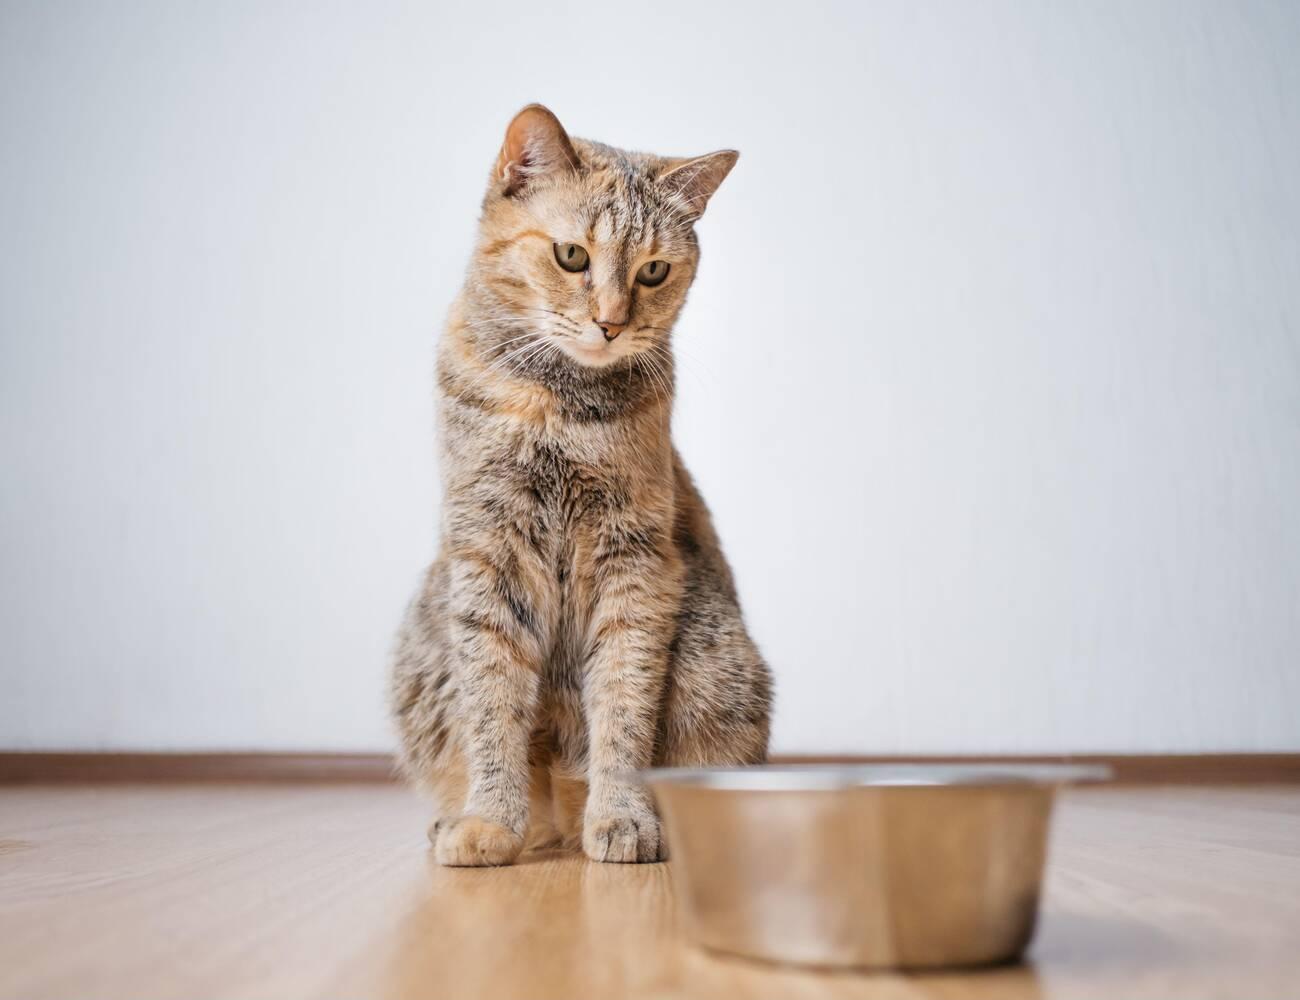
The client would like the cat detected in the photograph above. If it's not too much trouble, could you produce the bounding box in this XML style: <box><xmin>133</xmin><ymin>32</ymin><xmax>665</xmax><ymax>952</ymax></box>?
<box><xmin>391</xmin><ymin>105</ymin><xmax>772</xmax><ymax>866</ymax></box>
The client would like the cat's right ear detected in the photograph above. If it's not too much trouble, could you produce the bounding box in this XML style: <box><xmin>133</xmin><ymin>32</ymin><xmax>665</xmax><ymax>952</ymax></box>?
<box><xmin>494</xmin><ymin>104</ymin><xmax>579</xmax><ymax>196</ymax></box>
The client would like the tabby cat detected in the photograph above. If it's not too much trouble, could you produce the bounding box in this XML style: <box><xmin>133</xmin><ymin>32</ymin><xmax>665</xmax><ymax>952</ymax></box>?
<box><xmin>391</xmin><ymin>105</ymin><xmax>772</xmax><ymax>866</ymax></box>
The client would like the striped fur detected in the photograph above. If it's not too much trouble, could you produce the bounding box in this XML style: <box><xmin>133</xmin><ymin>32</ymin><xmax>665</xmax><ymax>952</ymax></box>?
<box><xmin>390</xmin><ymin>105</ymin><xmax>771</xmax><ymax>866</ymax></box>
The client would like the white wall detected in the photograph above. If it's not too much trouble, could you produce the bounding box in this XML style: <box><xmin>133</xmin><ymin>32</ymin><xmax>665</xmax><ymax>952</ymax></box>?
<box><xmin>2</xmin><ymin>0</ymin><xmax>1298</xmax><ymax>754</ymax></box>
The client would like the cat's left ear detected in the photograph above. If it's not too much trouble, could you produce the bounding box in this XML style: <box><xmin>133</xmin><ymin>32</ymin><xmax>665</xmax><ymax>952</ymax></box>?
<box><xmin>658</xmin><ymin>150</ymin><xmax>739</xmax><ymax>219</ymax></box>
<box><xmin>495</xmin><ymin>104</ymin><xmax>579</xmax><ymax>196</ymax></box>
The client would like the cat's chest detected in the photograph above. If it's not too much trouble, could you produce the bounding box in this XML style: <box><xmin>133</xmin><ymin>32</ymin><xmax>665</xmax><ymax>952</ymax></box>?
<box><xmin>446</xmin><ymin>409</ymin><xmax>670</xmax><ymax>553</ymax></box>
<box><xmin>505</xmin><ymin>430</ymin><xmax>621</xmax><ymax>529</ymax></box>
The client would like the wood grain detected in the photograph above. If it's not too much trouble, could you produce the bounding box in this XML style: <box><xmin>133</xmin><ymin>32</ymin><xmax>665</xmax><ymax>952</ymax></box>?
<box><xmin>1</xmin><ymin>784</ymin><xmax>1297</xmax><ymax>999</ymax></box>
<box><xmin>2</xmin><ymin>752</ymin><xmax>1299</xmax><ymax>784</ymax></box>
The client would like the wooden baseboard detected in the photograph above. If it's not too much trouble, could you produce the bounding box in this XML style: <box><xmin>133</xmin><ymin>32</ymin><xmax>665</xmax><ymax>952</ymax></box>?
<box><xmin>0</xmin><ymin>752</ymin><xmax>396</xmax><ymax>784</ymax></box>
<box><xmin>777</xmin><ymin>753</ymin><xmax>1300</xmax><ymax>785</ymax></box>
<box><xmin>1</xmin><ymin>751</ymin><xmax>1298</xmax><ymax>785</ymax></box>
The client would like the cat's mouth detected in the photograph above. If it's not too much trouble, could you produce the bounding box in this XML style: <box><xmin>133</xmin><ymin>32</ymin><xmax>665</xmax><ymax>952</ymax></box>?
<box><xmin>555</xmin><ymin>335</ymin><xmax>623</xmax><ymax>369</ymax></box>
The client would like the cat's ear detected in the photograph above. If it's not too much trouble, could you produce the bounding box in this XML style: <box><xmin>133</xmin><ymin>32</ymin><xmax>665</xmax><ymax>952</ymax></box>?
<box><xmin>495</xmin><ymin>104</ymin><xmax>579</xmax><ymax>196</ymax></box>
<box><xmin>658</xmin><ymin>150</ymin><xmax>739</xmax><ymax>219</ymax></box>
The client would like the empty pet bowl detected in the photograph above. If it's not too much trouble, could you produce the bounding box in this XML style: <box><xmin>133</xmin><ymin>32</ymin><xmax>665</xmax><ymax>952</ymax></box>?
<box><xmin>642</xmin><ymin>763</ymin><xmax>1108</xmax><ymax>970</ymax></box>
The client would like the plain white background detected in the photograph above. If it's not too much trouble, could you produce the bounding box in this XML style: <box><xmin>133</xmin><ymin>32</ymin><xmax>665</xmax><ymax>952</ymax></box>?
<box><xmin>2</xmin><ymin>1</ymin><xmax>1297</xmax><ymax>753</ymax></box>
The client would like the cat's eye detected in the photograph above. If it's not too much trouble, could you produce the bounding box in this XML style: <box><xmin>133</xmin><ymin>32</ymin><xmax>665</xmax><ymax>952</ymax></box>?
<box><xmin>553</xmin><ymin>243</ymin><xmax>589</xmax><ymax>272</ymax></box>
<box><xmin>635</xmin><ymin>260</ymin><xmax>670</xmax><ymax>287</ymax></box>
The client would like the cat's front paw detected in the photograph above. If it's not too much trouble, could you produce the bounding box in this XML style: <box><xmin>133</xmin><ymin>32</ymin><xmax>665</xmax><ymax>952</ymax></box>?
<box><xmin>582</xmin><ymin>805</ymin><xmax>665</xmax><ymax>863</ymax></box>
<box><xmin>429</xmin><ymin>815</ymin><xmax>524</xmax><ymax>867</ymax></box>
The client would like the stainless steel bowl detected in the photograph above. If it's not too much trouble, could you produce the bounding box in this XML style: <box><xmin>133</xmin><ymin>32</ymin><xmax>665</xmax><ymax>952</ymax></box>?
<box><xmin>642</xmin><ymin>763</ymin><xmax>1108</xmax><ymax>970</ymax></box>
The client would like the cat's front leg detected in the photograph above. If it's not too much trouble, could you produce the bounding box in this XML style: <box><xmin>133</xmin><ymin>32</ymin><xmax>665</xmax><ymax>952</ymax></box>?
<box><xmin>436</xmin><ymin>550</ymin><xmax>548</xmax><ymax>867</ymax></box>
<box><xmin>581</xmin><ymin>529</ymin><xmax>684</xmax><ymax>864</ymax></box>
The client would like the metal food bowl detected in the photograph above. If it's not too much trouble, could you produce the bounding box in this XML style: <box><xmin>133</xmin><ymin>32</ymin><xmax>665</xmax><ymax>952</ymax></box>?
<box><xmin>642</xmin><ymin>763</ymin><xmax>1109</xmax><ymax>970</ymax></box>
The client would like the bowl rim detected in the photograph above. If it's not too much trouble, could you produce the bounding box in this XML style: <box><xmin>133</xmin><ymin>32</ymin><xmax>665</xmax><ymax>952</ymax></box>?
<box><xmin>638</xmin><ymin>762</ymin><xmax>1111</xmax><ymax>791</ymax></box>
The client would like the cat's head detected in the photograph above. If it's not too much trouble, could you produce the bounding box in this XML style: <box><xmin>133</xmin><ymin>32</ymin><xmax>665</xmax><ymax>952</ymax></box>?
<box><xmin>466</xmin><ymin>104</ymin><xmax>736</xmax><ymax>371</ymax></box>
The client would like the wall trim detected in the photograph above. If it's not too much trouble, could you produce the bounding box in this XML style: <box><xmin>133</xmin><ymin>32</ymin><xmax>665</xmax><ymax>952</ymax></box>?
<box><xmin>1</xmin><ymin>752</ymin><xmax>1298</xmax><ymax>785</ymax></box>
<box><xmin>0</xmin><ymin>752</ymin><xmax>397</xmax><ymax>784</ymax></box>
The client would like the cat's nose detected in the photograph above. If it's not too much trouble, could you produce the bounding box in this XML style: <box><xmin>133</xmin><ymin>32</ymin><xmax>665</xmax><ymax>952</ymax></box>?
<box><xmin>597</xmin><ymin>320</ymin><xmax>627</xmax><ymax>341</ymax></box>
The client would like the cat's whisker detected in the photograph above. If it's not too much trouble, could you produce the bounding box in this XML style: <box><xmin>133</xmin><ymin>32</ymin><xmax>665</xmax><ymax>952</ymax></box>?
<box><xmin>642</xmin><ymin>339</ymin><xmax>712</xmax><ymax>391</ymax></box>
<box><xmin>671</xmin><ymin>350</ymin><xmax>719</xmax><ymax>391</ymax></box>
<box><xmin>493</xmin><ymin>305</ymin><xmax>585</xmax><ymax>333</ymax></box>
<box><xmin>636</xmin><ymin>348</ymin><xmax>674</xmax><ymax>407</ymax></box>
<box><xmin>483</xmin><ymin>331</ymin><xmax>540</xmax><ymax>357</ymax></box>
<box><xmin>633</xmin><ymin>355</ymin><xmax>664</xmax><ymax>409</ymax></box>
<box><xmin>489</xmin><ymin>334</ymin><xmax>555</xmax><ymax>375</ymax></box>
<box><xmin>459</xmin><ymin>321</ymin><xmax>535</xmax><ymax>344</ymax></box>
<box><xmin>519</xmin><ymin>306</ymin><xmax>577</xmax><ymax>321</ymax></box>
<box><xmin>503</xmin><ymin>336</ymin><xmax>558</xmax><ymax>378</ymax></box>
<box><xmin>450</xmin><ymin>333</ymin><xmax>554</xmax><ymax>405</ymax></box>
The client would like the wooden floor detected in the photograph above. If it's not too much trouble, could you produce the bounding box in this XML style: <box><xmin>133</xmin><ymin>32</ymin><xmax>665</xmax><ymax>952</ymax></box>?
<box><xmin>1</xmin><ymin>785</ymin><xmax>1297</xmax><ymax>999</ymax></box>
